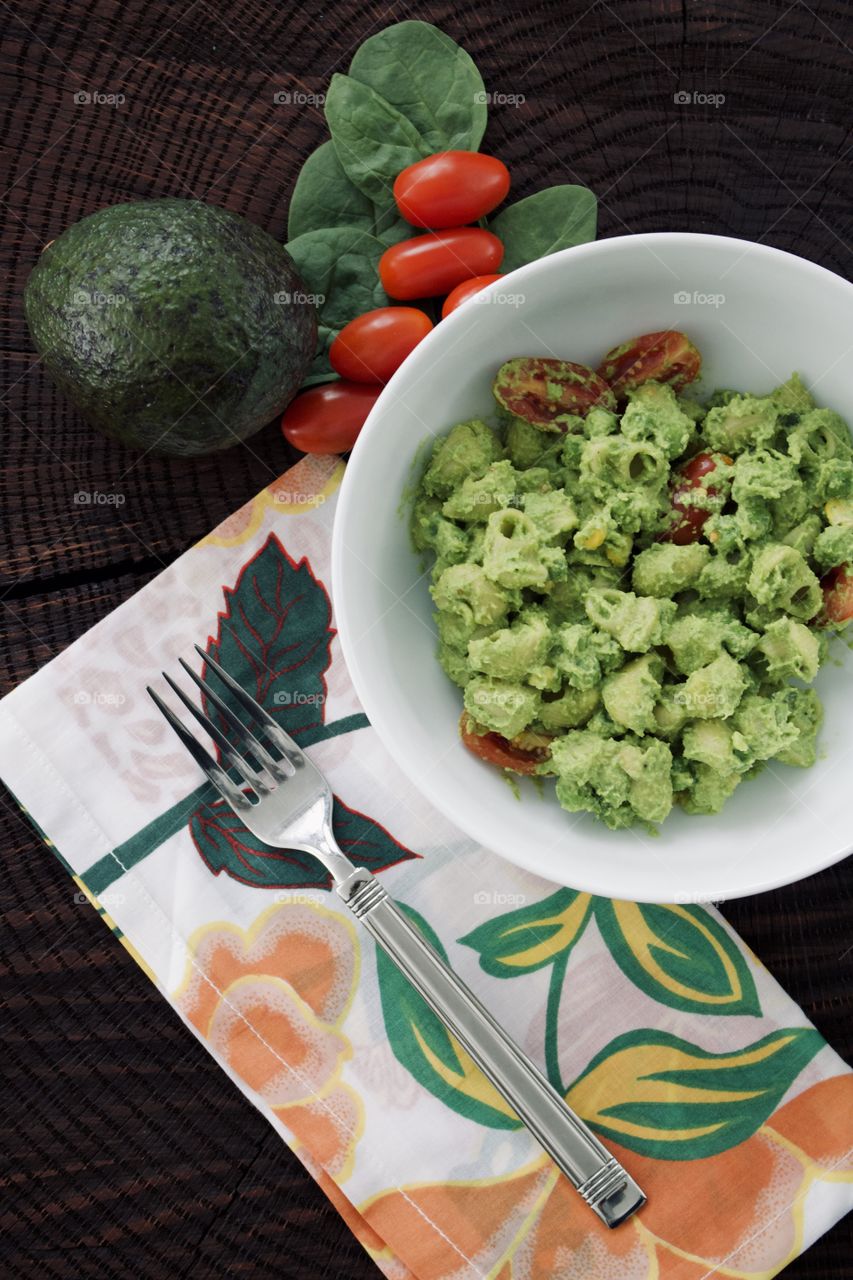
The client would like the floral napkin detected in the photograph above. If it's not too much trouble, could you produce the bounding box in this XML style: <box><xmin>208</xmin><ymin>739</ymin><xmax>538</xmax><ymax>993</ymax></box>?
<box><xmin>1</xmin><ymin>454</ymin><xmax>851</xmax><ymax>1280</ymax></box>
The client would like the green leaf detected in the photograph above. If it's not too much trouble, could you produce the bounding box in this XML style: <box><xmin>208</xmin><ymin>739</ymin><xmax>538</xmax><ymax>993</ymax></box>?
<box><xmin>203</xmin><ymin>531</ymin><xmax>333</xmax><ymax>739</ymax></box>
<box><xmin>594</xmin><ymin>900</ymin><xmax>761</xmax><ymax>1017</ymax></box>
<box><xmin>300</xmin><ymin>368</ymin><xmax>340</xmax><ymax>388</ymax></box>
<box><xmin>567</xmin><ymin>1026</ymin><xmax>824</xmax><ymax>1159</ymax></box>
<box><xmin>287</xmin><ymin>141</ymin><xmax>408</xmax><ymax>246</ymax></box>
<box><xmin>190</xmin><ymin>795</ymin><xmax>418</xmax><ymax>889</ymax></box>
<box><xmin>285</xmin><ymin>225</ymin><xmax>390</xmax><ymax>379</ymax></box>
<box><xmin>189</xmin><ymin>534</ymin><xmax>415</xmax><ymax>888</ymax></box>
<box><xmin>288</xmin><ymin>141</ymin><xmax>374</xmax><ymax>239</ymax></box>
<box><xmin>377</xmin><ymin>905</ymin><xmax>522</xmax><ymax>1129</ymax></box>
<box><xmin>285</xmin><ymin>225</ymin><xmax>388</xmax><ymax>330</ymax></box>
<box><xmin>348</xmin><ymin>20</ymin><xmax>487</xmax><ymax>153</ymax></box>
<box><xmin>325</xmin><ymin>73</ymin><xmax>430</xmax><ymax>206</ymax></box>
<box><xmin>459</xmin><ymin>888</ymin><xmax>592</xmax><ymax>977</ymax></box>
<box><xmin>489</xmin><ymin>185</ymin><xmax>597</xmax><ymax>274</ymax></box>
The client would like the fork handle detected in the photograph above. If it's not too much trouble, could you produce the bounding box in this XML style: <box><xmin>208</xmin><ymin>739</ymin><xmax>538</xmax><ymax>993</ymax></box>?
<box><xmin>336</xmin><ymin>868</ymin><xmax>645</xmax><ymax>1228</ymax></box>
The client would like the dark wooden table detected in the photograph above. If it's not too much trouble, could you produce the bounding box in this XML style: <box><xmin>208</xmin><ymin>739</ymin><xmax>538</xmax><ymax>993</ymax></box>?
<box><xmin>2</xmin><ymin>1</ymin><xmax>851</xmax><ymax>1275</ymax></box>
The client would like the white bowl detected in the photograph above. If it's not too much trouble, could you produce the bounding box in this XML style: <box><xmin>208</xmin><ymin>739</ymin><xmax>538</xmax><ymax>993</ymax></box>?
<box><xmin>331</xmin><ymin>233</ymin><xmax>853</xmax><ymax>902</ymax></box>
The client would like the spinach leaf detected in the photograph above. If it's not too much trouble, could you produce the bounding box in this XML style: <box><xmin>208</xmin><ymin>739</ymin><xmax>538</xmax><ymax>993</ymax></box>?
<box><xmin>287</xmin><ymin>141</ymin><xmax>409</xmax><ymax>246</ymax></box>
<box><xmin>301</xmin><ymin>368</ymin><xmax>340</xmax><ymax>387</ymax></box>
<box><xmin>348</xmin><ymin>20</ymin><xmax>487</xmax><ymax>153</ymax></box>
<box><xmin>285</xmin><ymin>225</ymin><xmax>388</xmax><ymax>328</ymax></box>
<box><xmin>285</xmin><ymin>225</ymin><xmax>390</xmax><ymax>381</ymax></box>
<box><xmin>325</xmin><ymin>74</ymin><xmax>429</xmax><ymax>207</ymax></box>
<box><xmin>308</xmin><ymin>325</ymin><xmax>338</xmax><ymax>381</ymax></box>
<box><xmin>288</xmin><ymin>141</ymin><xmax>373</xmax><ymax>239</ymax></box>
<box><xmin>489</xmin><ymin>186</ymin><xmax>598</xmax><ymax>274</ymax></box>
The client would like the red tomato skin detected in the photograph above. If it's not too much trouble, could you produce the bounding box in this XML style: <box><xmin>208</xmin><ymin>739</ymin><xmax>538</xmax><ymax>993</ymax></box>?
<box><xmin>329</xmin><ymin>307</ymin><xmax>433</xmax><ymax>383</ymax></box>
<box><xmin>393</xmin><ymin>152</ymin><xmax>511</xmax><ymax>229</ymax></box>
<box><xmin>666</xmin><ymin>485</ymin><xmax>710</xmax><ymax>545</ymax></box>
<box><xmin>597</xmin><ymin>330</ymin><xmax>701</xmax><ymax>398</ymax></box>
<box><xmin>680</xmin><ymin>452</ymin><xmax>723</xmax><ymax>483</ymax></box>
<box><xmin>379</xmin><ymin>229</ymin><xmax>504</xmax><ymax>300</ymax></box>
<box><xmin>441</xmin><ymin>274</ymin><xmax>504</xmax><ymax>318</ymax></box>
<box><xmin>460</xmin><ymin>715</ymin><xmax>550</xmax><ymax>776</ymax></box>
<box><xmin>819</xmin><ymin>564</ymin><xmax>853</xmax><ymax>625</ymax></box>
<box><xmin>280</xmin><ymin>382</ymin><xmax>382</xmax><ymax>455</ymax></box>
<box><xmin>661</xmin><ymin>451</ymin><xmax>732</xmax><ymax>544</ymax></box>
<box><xmin>493</xmin><ymin>357</ymin><xmax>616</xmax><ymax>425</ymax></box>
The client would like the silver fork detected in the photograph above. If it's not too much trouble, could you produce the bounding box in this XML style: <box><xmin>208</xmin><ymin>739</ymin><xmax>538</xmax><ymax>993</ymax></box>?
<box><xmin>149</xmin><ymin>646</ymin><xmax>645</xmax><ymax>1228</ymax></box>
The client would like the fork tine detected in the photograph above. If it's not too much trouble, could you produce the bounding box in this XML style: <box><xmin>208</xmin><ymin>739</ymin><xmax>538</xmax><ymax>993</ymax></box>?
<box><xmin>178</xmin><ymin>658</ymin><xmax>291</xmax><ymax>778</ymax></box>
<box><xmin>162</xmin><ymin>671</ymin><xmax>276</xmax><ymax>792</ymax></box>
<box><xmin>194</xmin><ymin>645</ymin><xmax>306</xmax><ymax>766</ymax></box>
<box><xmin>147</xmin><ymin>686</ymin><xmax>252</xmax><ymax>810</ymax></box>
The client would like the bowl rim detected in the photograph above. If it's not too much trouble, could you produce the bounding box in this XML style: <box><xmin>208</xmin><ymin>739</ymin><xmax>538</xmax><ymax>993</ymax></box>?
<box><xmin>331</xmin><ymin>231</ymin><xmax>853</xmax><ymax>901</ymax></box>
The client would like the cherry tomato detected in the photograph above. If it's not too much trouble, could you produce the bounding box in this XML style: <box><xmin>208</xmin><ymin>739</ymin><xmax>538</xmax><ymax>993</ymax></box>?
<box><xmin>662</xmin><ymin>451</ymin><xmax>733</xmax><ymax>545</ymax></box>
<box><xmin>393</xmin><ymin>151</ymin><xmax>511</xmax><ymax>229</ymax></box>
<box><xmin>379</xmin><ymin>228</ymin><xmax>504</xmax><ymax>300</ymax></box>
<box><xmin>441</xmin><ymin>274</ymin><xmax>503</xmax><ymax>318</ymax></box>
<box><xmin>329</xmin><ymin>307</ymin><xmax>433</xmax><ymax>384</ymax></box>
<box><xmin>281</xmin><ymin>382</ymin><xmax>382</xmax><ymax>455</ymax></box>
<box><xmin>818</xmin><ymin>564</ymin><xmax>853</xmax><ymax>625</ymax></box>
<box><xmin>460</xmin><ymin>715</ymin><xmax>551</xmax><ymax>776</ymax></box>
<box><xmin>493</xmin><ymin>357</ymin><xmax>616</xmax><ymax>427</ymax></box>
<box><xmin>597</xmin><ymin>331</ymin><xmax>701</xmax><ymax>399</ymax></box>
<box><xmin>666</xmin><ymin>484</ymin><xmax>711</xmax><ymax>546</ymax></box>
<box><xmin>680</xmin><ymin>452</ymin><xmax>724</xmax><ymax>484</ymax></box>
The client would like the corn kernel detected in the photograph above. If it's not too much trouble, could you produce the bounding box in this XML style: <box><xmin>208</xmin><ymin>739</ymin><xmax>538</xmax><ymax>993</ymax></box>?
<box><xmin>825</xmin><ymin>498</ymin><xmax>853</xmax><ymax>526</ymax></box>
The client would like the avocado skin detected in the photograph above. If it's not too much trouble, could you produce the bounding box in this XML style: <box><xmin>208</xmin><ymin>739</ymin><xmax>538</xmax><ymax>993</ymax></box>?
<box><xmin>24</xmin><ymin>198</ymin><xmax>318</xmax><ymax>456</ymax></box>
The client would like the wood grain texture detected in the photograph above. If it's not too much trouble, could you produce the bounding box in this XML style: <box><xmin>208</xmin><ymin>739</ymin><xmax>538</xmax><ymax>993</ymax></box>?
<box><xmin>1</xmin><ymin>0</ymin><xmax>851</xmax><ymax>1275</ymax></box>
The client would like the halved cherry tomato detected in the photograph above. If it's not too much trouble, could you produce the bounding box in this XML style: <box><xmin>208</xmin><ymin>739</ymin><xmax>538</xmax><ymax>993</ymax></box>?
<box><xmin>493</xmin><ymin>357</ymin><xmax>616</xmax><ymax>427</ymax></box>
<box><xmin>680</xmin><ymin>452</ymin><xmax>724</xmax><ymax>484</ymax></box>
<box><xmin>393</xmin><ymin>151</ymin><xmax>511</xmax><ymax>229</ymax></box>
<box><xmin>379</xmin><ymin>228</ymin><xmax>504</xmax><ymax>300</ymax></box>
<box><xmin>460</xmin><ymin>714</ymin><xmax>551</xmax><ymax>776</ymax></box>
<box><xmin>818</xmin><ymin>564</ymin><xmax>853</xmax><ymax>625</ymax></box>
<box><xmin>666</xmin><ymin>486</ymin><xmax>710</xmax><ymax>546</ymax></box>
<box><xmin>597</xmin><ymin>331</ymin><xmax>701</xmax><ymax>398</ymax></box>
<box><xmin>662</xmin><ymin>451</ymin><xmax>733</xmax><ymax>545</ymax></box>
<box><xmin>281</xmin><ymin>382</ymin><xmax>382</xmax><ymax>455</ymax></box>
<box><xmin>441</xmin><ymin>274</ymin><xmax>503</xmax><ymax>318</ymax></box>
<box><xmin>329</xmin><ymin>307</ymin><xmax>433</xmax><ymax>384</ymax></box>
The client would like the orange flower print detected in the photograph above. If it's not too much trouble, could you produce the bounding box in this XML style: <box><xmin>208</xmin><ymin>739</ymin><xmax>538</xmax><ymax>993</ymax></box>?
<box><xmin>201</xmin><ymin>455</ymin><xmax>344</xmax><ymax>548</ymax></box>
<box><xmin>174</xmin><ymin>900</ymin><xmax>363</xmax><ymax>1179</ymax></box>
<box><xmin>359</xmin><ymin>1075</ymin><xmax>853</xmax><ymax>1280</ymax></box>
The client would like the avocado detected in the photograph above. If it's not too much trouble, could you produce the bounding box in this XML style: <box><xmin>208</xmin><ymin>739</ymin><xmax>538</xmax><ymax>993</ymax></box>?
<box><xmin>24</xmin><ymin>198</ymin><xmax>317</xmax><ymax>456</ymax></box>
